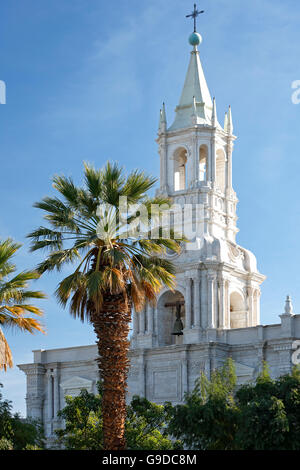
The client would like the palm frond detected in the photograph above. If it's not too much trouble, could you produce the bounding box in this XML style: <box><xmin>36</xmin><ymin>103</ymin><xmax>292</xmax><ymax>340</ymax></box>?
<box><xmin>122</xmin><ymin>170</ymin><xmax>157</xmax><ymax>203</ymax></box>
<box><xmin>84</xmin><ymin>162</ymin><xmax>103</xmax><ymax>200</ymax></box>
<box><xmin>0</xmin><ymin>327</ymin><xmax>13</xmax><ymax>371</ymax></box>
<box><xmin>52</xmin><ymin>175</ymin><xmax>81</xmax><ymax>208</ymax></box>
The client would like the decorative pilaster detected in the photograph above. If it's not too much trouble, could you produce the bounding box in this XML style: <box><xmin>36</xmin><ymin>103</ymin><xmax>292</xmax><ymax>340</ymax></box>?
<box><xmin>17</xmin><ymin>363</ymin><xmax>45</xmax><ymax>421</ymax></box>
<box><xmin>139</xmin><ymin>307</ymin><xmax>145</xmax><ymax>335</ymax></box>
<box><xmin>185</xmin><ymin>277</ymin><xmax>192</xmax><ymax>330</ymax></box>
<box><xmin>132</xmin><ymin>307</ymin><xmax>139</xmax><ymax>337</ymax></box>
<box><xmin>218</xmin><ymin>279</ymin><xmax>226</xmax><ymax>329</ymax></box>
<box><xmin>193</xmin><ymin>275</ymin><xmax>201</xmax><ymax>328</ymax></box>
<box><xmin>247</xmin><ymin>286</ymin><xmax>254</xmax><ymax>327</ymax></box>
<box><xmin>211</xmin><ymin>133</ymin><xmax>216</xmax><ymax>184</ymax></box>
<box><xmin>181</xmin><ymin>349</ymin><xmax>189</xmax><ymax>399</ymax></box>
<box><xmin>200</xmin><ymin>270</ymin><xmax>207</xmax><ymax>329</ymax></box>
<box><xmin>147</xmin><ymin>304</ymin><xmax>154</xmax><ymax>334</ymax></box>
<box><xmin>46</xmin><ymin>369</ymin><xmax>53</xmax><ymax>420</ymax></box>
<box><xmin>226</xmin><ymin>139</ymin><xmax>233</xmax><ymax>191</ymax></box>
<box><xmin>53</xmin><ymin>368</ymin><xmax>60</xmax><ymax>418</ymax></box>
<box><xmin>225</xmin><ymin>280</ymin><xmax>230</xmax><ymax>328</ymax></box>
<box><xmin>207</xmin><ymin>273</ymin><xmax>216</xmax><ymax>329</ymax></box>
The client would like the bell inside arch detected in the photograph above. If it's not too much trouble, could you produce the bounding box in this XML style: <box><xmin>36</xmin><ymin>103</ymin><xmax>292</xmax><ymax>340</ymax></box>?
<box><xmin>172</xmin><ymin>316</ymin><xmax>184</xmax><ymax>336</ymax></box>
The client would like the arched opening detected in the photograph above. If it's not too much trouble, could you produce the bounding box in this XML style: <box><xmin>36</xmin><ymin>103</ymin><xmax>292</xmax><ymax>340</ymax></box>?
<box><xmin>174</xmin><ymin>147</ymin><xmax>187</xmax><ymax>191</ymax></box>
<box><xmin>216</xmin><ymin>149</ymin><xmax>226</xmax><ymax>192</ymax></box>
<box><xmin>157</xmin><ymin>290</ymin><xmax>185</xmax><ymax>346</ymax></box>
<box><xmin>230</xmin><ymin>291</ymin><xmax>247</xmax><ymax>329</ymax></box>
<box><xmin>199</xmin><ymin>145</ymin><xmax>207</xmax><ymax>182</ymax></box>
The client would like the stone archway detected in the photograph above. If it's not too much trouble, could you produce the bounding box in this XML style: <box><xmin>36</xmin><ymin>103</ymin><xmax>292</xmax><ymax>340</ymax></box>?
<box><xmin>157</xmin><ymin>290</ymin><xmax>185</xmax><ymax>346</ymax></box>
<box><xmin>230</xmin><ymin>291</ymin><xmax>247</xmax><ymax>328</ymax></box>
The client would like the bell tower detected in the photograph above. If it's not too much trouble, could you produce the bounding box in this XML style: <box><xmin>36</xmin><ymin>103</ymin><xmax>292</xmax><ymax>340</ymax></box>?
<box><xmin>132</xmin><ymin>17</ymin><xmax>265</xmax><ymax>350</ymax></box>
<box><xmin>157</xmin><ymin>30</ymin><xmax>238</xmax><ymax>243</ymax></box>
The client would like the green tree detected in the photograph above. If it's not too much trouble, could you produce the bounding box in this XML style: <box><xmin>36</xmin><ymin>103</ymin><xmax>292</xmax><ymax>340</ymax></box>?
<box><xmin>56</xmin><ymin>389</ymin><xmax>103</xmax><ymax>450</ymax></box>
<box><xmin>0</xmin><ymin>383</ymin><xmax>44</xmax><ymax>449</ymax></box>
<box><xmin>0</xmin><ymin>238</ymin><xmax>46</xmax><ymax>370</ymax></box>
<box><xmin>56</xmin><ymin>384</ymin><xmax>180</xmax><ymax>450</ymax></box>
<box><xmin>236</xmin><ymin>363</ymin><xmax>300</xmax><ymax>450</ymax></box>
<box><xmin>167</xmin><ymin>358</ymin><xmax>239</xmax><ymax>450</ymax></box>
<box><xmin>126</xmin><ymin>396</ymin><xmax>181</xmax><ymax>450</ymax></box>
<box><xmin>28</xmin><ymin>162</ymin><xmax>181</xmax><ymax>449</ymax></box>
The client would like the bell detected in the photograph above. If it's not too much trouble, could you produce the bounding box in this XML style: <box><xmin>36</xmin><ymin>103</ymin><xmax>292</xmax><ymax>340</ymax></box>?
<box><xmin>172</xmin><ymin>317</ymin><xmax>184</xmax><ymax>336</ymax></box>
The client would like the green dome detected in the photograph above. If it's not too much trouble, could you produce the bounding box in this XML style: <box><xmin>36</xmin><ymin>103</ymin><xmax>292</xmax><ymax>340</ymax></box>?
<box><xmin>189</xmin><ymin>32</ymin><xmax>202</xmax><ymax>46</ymax></box>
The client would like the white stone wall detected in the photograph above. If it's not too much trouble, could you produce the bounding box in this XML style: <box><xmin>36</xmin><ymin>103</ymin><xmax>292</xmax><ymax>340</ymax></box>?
<box><xmin>18</xmin><ymin>313</ymin><xmax>300</xmax><ymax>441</ymax></box>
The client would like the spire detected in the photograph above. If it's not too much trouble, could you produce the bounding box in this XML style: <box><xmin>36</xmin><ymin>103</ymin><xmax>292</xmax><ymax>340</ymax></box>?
<box><xmin>284</xmin><ymin>295</ymin><xmax>294</xmax><ymax>315</ymax></box>
<box><xmin>169</xmin><ymin>34</ymin><xmax>213</xmax><ymax>131</ymax></box>
<box><xmin>158</xmin><ymin>102</ymin><xmax>167</xmax><ymax>133</ymax></box>
<box><xmin>212</xmin><ymin>97</ymin><xmax>217</xmax><ymax>127</ymax></box>
<box><xmin>228</xmin><ymin>105</ymin><xmax>233</xmax><ymax>134</ymax></box>
<box><xmin>224</xmin><ymin>112</ymin><xmax>228</xmax><ymax>132</ymax></box>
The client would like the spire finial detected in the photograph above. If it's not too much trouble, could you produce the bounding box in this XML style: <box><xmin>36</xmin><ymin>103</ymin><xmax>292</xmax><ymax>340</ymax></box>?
<box><xmin>186</xmin><ymin>4</ymin><xmax>204</xmax><ymax>47</ymax></box>
<box><xmin>186</xmin><ymin>3</ymin><xmax>204</xmax><ymax>33</ymax></box>
<box><xmin>285</xmin><ymin>295</ymin><xmax>294</xmax><ymax>315</ymax></box>
<box><xmin>212</xmin><ymin>97</ymin><xmax>217</xmax><ymax>127</ymax></box>
<box><xmin>224</xmin><ymin>112</ymin><xmax>228</xmax><ymax>132</ymax></box>
<box><xmin>228</xmin><ymin>105</ymin><xmax>233</xmax><ymax>134</ymax></box>
<box><xmin>158</xmin><ymin>102</ymin><xmax>167</xmax><ymax>133</ymax></box>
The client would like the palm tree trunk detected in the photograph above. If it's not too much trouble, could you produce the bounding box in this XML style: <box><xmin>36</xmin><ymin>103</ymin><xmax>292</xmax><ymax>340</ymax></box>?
<box><xmin>91</xmin><ymin>293</ymin><xmax>131</xmax><ymax>450</ymax></box>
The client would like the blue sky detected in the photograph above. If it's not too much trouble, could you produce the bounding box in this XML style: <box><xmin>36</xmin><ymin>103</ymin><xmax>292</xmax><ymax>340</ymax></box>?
<box><xmin>1</xmin><ymin>0</ymin><xmax>300</xmax><ymax>414</ymax></box>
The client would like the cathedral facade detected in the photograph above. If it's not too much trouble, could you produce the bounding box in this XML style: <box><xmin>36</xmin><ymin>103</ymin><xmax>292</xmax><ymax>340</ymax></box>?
<box><xmin>19</xmin><ymin>30</ymin><xmax>300</xmax><ymax>442</ymax></box>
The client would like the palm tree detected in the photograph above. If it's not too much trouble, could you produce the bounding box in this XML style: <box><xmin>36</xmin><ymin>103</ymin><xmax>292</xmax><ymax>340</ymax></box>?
<box><xmin>0</xmin><ymin>238</ymin><xmax>45</xmax><ymax>371</ymax></box>
<box><xmin>28</xmin><ymin>162</ymin><xmax>181</xmax><ymax>450</ymax></box>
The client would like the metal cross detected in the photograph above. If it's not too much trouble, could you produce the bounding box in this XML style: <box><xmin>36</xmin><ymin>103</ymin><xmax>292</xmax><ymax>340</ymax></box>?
<box><xmin>186</xmin><ymin>3</ymin><xmax>204</xmax><ymax>33</ymax></box>
<box><xmin>165</xmin><ymin>300</ymin><xmax>185</xmax><ymax>316</ymax></box>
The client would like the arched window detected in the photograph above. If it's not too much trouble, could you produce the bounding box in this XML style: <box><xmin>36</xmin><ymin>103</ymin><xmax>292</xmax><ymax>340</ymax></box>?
<box><xmin>199</xmin><ymin>145</ymin><xmax>207</xmax><ymax>182</ymax></box>
<box><xmin>230</xmin><ymin>291</ymin><xmax>247</xmax><ymax>329</ymax></box>
<box><xmin>216</xmin><ymin>149</ymin><xmax>226</xmax><ymax>192</ymax></box>
<box><xmin>174</xmin><ymin>148</ymin><xmax>187</xmax><ymax>191</ymax></box>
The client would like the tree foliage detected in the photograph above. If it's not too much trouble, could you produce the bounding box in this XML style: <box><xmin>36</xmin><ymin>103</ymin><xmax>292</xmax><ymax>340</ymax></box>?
<box><xmin>168</xmin><ymin>360</ymin><xmax>300</xmax><ymax>450</ymax></box>
<box><xmin>167</xmin><ymin>358</ymin><xmax>238</xmax><ymax>450</ymax></box>
<box><xmin>28</xmin><ymin>162</ymin><xmax>183</xmax><ymax>450</ymax></box>
<box><xmin>55</xmin><ymin>383</ymin><xmax>181</xmax><ymax>450</ymax></box>
<box><xmin>0</xmin><ymin>238</ymin><xmax>45</xmax><ymax>371</ymax></box>
<box><xmin>0</xmin><ymin>383</ymin><xmax>44</xmax><ymax>450</ymax></box>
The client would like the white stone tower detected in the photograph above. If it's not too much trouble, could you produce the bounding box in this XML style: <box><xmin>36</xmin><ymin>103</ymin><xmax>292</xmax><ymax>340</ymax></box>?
<box><xmin>131</xmin><ymin>29</ymin><xmax>265</xmax><ymax>349</ymax></box>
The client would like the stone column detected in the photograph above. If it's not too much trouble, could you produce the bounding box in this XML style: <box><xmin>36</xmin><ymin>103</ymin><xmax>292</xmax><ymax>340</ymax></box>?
<box><xmin>147</xmin><ymin>305</ymin><xmax>154</xmax><ymax>334</ymax></box>
<box><xmin>193</xmin><ymin>136</ymin><xmax>198</xmax><ymax>186</ymax></box>
<box><xmin>247</xmin><ymin>286</ymin><xmax>254</xmax><ymax>327</ymax></box>
<box><xmin>153</xmin><ymin>306</ymin><xmax>158</xmax><ymax>346</ymax></box>
<box><xmin>194</xmin><ymin>275</ymin><xmax>201</xmax><ymax>328</ymax></box>
<box><xmin>207</xmin><ymin>273</ymin><xmax>216</xmax><ymax>329</ymax></box>
<box><xmin>206</xmin><ymin>145</ymin><xmax>211</xmax><ymax>182</ymax></box>
<box><xmin>46</xmin><ymin>370</ymin><xmax>52</xmax><ymax>420</ymax></box>
<box><xmin>53</xmin><ymin>368</ymin><xmax>60</xmax><ymax>418</ymax></box>
<box><xmin>181</xmin><ymin>349</ymin><xmax>189</xmax><ymax>399</ymax></box>
<box><xmin>185</xmin><ymin>277</ymin><xmax>192</xmax><ymax>329</ymax></box>
<box><xmin>132</xmin><ymin>307</ymin><xmax>139</xmax><ymax>336</ymax></box>
<box><xmin>159</xmin><ymin>139</ymin><xmax>168</xmax><ymax>192</ymax></box>
<box><xmin>138</xmin><ymin>351</ymin><xmax>146</xmax><ymax>398</ymax></box>
<box><xmin>225</xmin><ymin>280</ymin><xmax>230</xmax><ymax>328</ymax></box>
<box><xmin>139</xmin><ymin>307</ymin><xmax>145</xmax><ymax>335</ymax></box>
<box><xmin>226</xmin><ymin>140</ymin><xmax>233</xmax><ymax>190</ymax></box>
<box><xmin>218</xmin><ymin>279</ymin><xmax>226</xmax><ymax>329</ymax></box>
<box><xmin>18</xmin><ymin>364</ymin><xmax>45</xmax><ymax>421</ymax></box>
<box><xmin>200</xmin><ymin>270</ymin><xmax>207</xmax><ymax>329</ymax></box>
<box><xmin>211</xmin><ymin>135</ymin><xmax>216</xmax><ymax>184</ymax></box>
